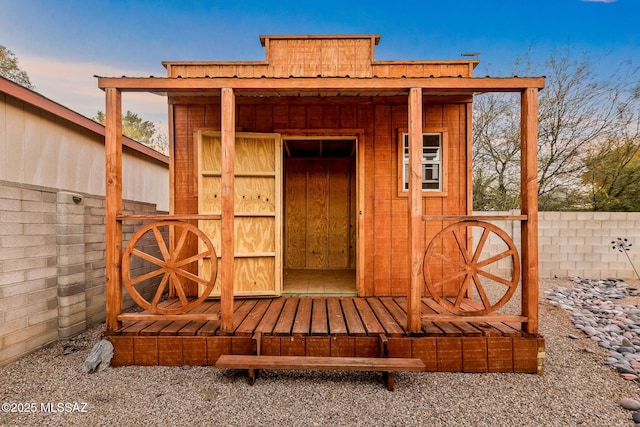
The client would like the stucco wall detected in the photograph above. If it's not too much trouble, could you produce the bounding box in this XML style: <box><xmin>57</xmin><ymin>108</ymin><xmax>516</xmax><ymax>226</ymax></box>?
<box><xmin>0</xmin><ymin>92</ymin><xmax>168</xmax><ymax>211</ymax></box>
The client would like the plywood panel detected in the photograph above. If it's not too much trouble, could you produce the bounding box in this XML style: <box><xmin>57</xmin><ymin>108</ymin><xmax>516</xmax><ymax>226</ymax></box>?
<box><xmin>285</xmin><ymin>159</ymin><xmax>307</xmax><ymax>268</ymax></box>
<box><xmin>328</xmin><ymin>159</ymin><xmax>349</xmax><ymax>268</ymax></box>
<box><xmin>235</xmin><ymin>217</ymin><xmax>275</xmax><ymax>253</ymax></box>
<box><xmin>219</xmin><ymin>257</ymin><xmax>275</xmax><ymax>294</ymax></box>
<box><xmin>200</xmin><ymin>177</ymin><xmax>222</xmax><ymax>213</ymax></box>
<box><xmin>198</xmin><ymin>132</ymin><xmax>281</xmax><ymax>297</ymax></box>
<box><xmin>306</xmin><ymin>160</ymin><xmax>329</xmax><ymax>268</ymax></box>
<box><xmin>200</xmin><ymin>253</ymin><xmax>277</xmax><ymax>296</ymax></box>
<box><xmin>235</xmin><ymin>137</ymin><xmax>276</xmax><ymax>173</ymax></box>
<box><xmin>234</xmin><ymin>177</ymin><xmax>276</xmax><ymax>213</ymax></box>
<box><xmin>285</xmin><ymin>157</ymin><xmax>354</xmax><ymax>270</ymax></box>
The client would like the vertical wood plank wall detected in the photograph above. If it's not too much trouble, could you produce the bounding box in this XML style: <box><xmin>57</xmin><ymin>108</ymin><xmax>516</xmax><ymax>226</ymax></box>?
<box><xmin>285</xmin><ymin>158</ymin><xmax>353</xmax><ymax>269</ymax></box>
<box><xmin>171</xmin><ymin>97</ymin><xmax>469</xmax><ymax>297</ymax></box>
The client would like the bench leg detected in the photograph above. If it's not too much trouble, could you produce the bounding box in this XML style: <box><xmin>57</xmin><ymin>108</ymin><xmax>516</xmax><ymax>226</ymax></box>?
<box><xmin>247</xmin><ymin>368</ymin><xmax>257</xmax><ymax>386</ymax></box>
<box><xmin>383</xmin><ymin>372</ymin><xmax>394</xmax><ymax>391</ymax></box>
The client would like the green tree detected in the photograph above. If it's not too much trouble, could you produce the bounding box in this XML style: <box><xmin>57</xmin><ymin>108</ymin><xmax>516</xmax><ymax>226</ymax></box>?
<box><xmin>0</xmin><ymin>45</ymin><xmax>34</xmax><ymax>89</ymax></box>
<box><xmin>583</xmin><ymin>139</ymin><xmax>640</xmax><ymax>211</ymax></box>
<box><xmin>94</xmin><ymin>110</ymin><xmax>156</xmax><ymax>145</ymax></box>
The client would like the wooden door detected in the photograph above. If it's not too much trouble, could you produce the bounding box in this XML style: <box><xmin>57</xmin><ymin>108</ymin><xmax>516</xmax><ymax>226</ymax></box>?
<box><xmin>285</xmin><ymin>158</ymin><xmax>352</xmax><ymax>269</ymax></box>
<box><xmin>197</xmin><ymin>131</ymin><xmax>282</xmax><ymax>297</ymax></box>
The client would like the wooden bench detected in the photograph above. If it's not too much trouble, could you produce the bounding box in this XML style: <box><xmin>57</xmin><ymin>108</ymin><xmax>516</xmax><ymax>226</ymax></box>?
<box><xmin>215</xmin><ymin>355</ymin><xmax>426</xmax><ymax>391</ymax></box>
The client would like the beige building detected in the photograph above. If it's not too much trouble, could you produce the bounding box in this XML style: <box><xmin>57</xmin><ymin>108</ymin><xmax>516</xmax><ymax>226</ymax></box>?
<box><xmin>0</xmin><ymin>76</ymin><xmax>168</xmax><ymax>365</ymax></box>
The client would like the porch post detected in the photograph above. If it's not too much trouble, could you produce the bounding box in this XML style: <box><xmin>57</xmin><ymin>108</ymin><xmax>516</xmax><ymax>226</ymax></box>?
<box><xmin>407</xmin><ymin>87</ymin><xmax>423</xmax><ymax>334</ymax></box>
<box><xmin>105</xmin><ymin>88</ymin><xmax>123</xmax><ymax>331</ymax></box>
<box><xmin>220</xmin><ymin>87</ymin><xmax>235</xmax><ymax>332</ymax></box>
<box><xmin>520</xmin><ymin>87</ymin><xmax>539</xmax><ymax>335</ymax></box>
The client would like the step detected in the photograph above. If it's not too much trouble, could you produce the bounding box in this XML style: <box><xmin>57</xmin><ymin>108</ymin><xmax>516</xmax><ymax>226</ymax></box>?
<box><xmin>216</xmin><ymin>355</ymin><xmax>426</xmax><ymax>390</ymax></box>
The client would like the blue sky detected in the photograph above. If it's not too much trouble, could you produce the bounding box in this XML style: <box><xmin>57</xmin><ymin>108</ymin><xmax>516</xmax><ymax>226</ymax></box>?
<box><xmin>1</xmin><ymin>0</ymin><xmax>637</xmax><ymax>124</ymax></box>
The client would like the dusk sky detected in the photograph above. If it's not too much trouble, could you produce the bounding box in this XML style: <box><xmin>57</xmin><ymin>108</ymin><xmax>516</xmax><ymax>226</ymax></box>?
<box><xmin>1</xmin><ymin>0</ymin><xmax>637</xmax><ymax>125</ymax></box>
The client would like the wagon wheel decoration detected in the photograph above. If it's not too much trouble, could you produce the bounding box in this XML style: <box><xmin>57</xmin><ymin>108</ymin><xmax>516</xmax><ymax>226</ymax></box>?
<box><xmin>122</xmin><ymin>220</ymin><xmax>217</xmax><ymax>315</ymax></box>
<box><xmin>423</xmin><ymin>220</ymin><xmax>520</xmax><ymax>316</ymax></box>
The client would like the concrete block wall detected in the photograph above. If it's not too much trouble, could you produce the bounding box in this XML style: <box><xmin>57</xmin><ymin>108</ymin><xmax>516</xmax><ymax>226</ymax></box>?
<box><xmin>538</xmin><ymin>211</ymin><xmax>640</xmax><ymax>280</ymax></box>
<box><xmin>0</xmin><ymin>180</ymin><xmax>164</xmax><ymax>366</ymax></box>
<box><xmin>0</xmin><ymin>182</ymin><xmax>58</xmax><ymax>365</ymax></box>
<box><xmin>472</xmin><ymin>211</ymin><xmax>640</xmax><ymax>281</ymax></box>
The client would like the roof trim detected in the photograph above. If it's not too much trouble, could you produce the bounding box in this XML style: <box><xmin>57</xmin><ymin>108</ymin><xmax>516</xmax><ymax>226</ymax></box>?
<box><xmin>259</xmin><ymin>34</ymin><xmax>381</xmax><ymax>46</ymax></box>
<box><xmin>0</xmin><ymin>76</ymin><xmax>168</xmax><ymax>165</ymax></box>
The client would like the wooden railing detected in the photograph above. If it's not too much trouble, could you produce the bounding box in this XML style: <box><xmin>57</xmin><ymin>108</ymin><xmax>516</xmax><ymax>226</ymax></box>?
<box><xmin>114</xmin><ymin>214</ymin><xmax>221</xmax><ymax>324</ymax></box>
<box><xmin>421</xmin><ymin>214</ymin><xmax>535</xmax><ymax>331</ymax></box>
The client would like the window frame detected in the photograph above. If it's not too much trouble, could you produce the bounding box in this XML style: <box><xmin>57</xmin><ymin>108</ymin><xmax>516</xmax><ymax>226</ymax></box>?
<box><xmin>397</xmin><ymin>128</ymin><xmax>448</xmax><ymax>198</ymax></box>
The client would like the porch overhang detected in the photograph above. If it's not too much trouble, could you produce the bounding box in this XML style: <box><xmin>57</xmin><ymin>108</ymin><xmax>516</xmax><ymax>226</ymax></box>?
<box><xmin>97</xmin><ymin>75</ymin><xmax>545</xmax><ymax>95</ymax></box>
<box><xmin>101</xmin><ymin>73</ymin><xmax>543</xmax><ymax>337</ymax></box>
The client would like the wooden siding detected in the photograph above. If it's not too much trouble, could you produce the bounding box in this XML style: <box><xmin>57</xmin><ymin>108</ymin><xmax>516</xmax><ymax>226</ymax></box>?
<box><xmin>164</xmin><ymin>35</ymin><xmax>477</xmax><ymax>79</ymax></box>
<box><xmin>172</xmin><ymin>96</ymin><xmax>470</xmax><ymax>297</ymax></box>
<box><xmin>284</xmin><ymin>158</ymin><xmax>354</xmax><ymax>269</ymax></box>
<box><xmin>165</xmin><ymin>61</ymin><xmax>476</xmax><ymax>79</ymax></box>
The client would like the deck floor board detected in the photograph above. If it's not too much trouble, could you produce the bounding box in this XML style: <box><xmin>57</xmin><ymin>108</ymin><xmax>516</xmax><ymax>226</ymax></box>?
<box><xmin>113</xmin><ymin>296</ymin><xmax>531</xmax><ymax>340</ymax></box>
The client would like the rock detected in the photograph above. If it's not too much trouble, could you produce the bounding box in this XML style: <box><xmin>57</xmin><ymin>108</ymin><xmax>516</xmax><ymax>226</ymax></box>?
<box><xmin>633</xmin><ymin>412</ymin><xmax>640</xmax><ymax>423</ymax></box>
<box><xmin>62</xmin><ymin>344</ymin><xmax>79</xmax><ymax>355</ymax></box>
<box><xmin>567</xmin><ymin>334</ymin><xmax>578</xmax><ymax>339</ymax></box>
<box><xmin>610</xmin><ymin>352</ymin><xmax>625</xmax><ymax>360</ymax></box>
<box><xmin>583</xmin><ymin>326</ymin><xmax>597</xmax><ymax>337</ymax></box>
<box><xmin>584</xmin><ymin>348</ymin><xmax>596</xmax><ymax>354</ymax></box>
<box><xmin>81</xmin><ymin>339</ymin><xmax>114</xmax><ymax>374</ymax></box>
<box><xmin>621</xmin><ymin>374</ymin><xmax>638</xmax><ymax>381</ymax></box>
<box><xmin>616</xmin><ymin>365</ymin><xmax>637</xmax><ymax>375</ymax></box>
<box><xmin>619</xmin><ymin>346</ymin><xmax>637</xmax><ymax>354</ymax></box>
<box><xmin>621</xmin><ymin>398</ymin><xmax>640</xmax><ymax>410</ymax></box>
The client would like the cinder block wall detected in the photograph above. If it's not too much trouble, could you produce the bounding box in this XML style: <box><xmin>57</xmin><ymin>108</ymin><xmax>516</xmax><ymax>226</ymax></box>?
<box><xmin>473</xmin><ymin>211</ymin><xmax>640</xmax><ymax>281</ymax></box>
<box><xmin>0</xmin><ymin>180</ymin><xmax>164</xmax><ymax>365</ymax></box>
<box><xmin>0</xmin><ymin>182</ymin><xmax>58</xmax><ymax>365</ymax></box>
<box><xmin>538</xmin><ymin>211</ymin><xmax>640</xmax><ymax>279</ymax></box>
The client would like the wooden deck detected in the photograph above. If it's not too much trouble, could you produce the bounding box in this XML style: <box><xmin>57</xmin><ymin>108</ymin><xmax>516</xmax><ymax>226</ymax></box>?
<box><xmin>106</xmin><ymin>296</ymin><xmax>544</xmax><ymax>373</ymax></box>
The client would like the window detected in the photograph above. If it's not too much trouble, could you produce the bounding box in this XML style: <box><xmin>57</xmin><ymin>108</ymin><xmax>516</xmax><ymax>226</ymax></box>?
<box><xmin>400</xmin><ymin>131</ymin><xmax>446</xmax><ymax>194</ymax></box>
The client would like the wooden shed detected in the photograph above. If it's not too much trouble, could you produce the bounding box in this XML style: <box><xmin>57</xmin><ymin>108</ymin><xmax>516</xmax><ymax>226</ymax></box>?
<box><xmin>99</xmin><ymin>34</ymin><xmax>545</xmax><ymax>378</ymax></box>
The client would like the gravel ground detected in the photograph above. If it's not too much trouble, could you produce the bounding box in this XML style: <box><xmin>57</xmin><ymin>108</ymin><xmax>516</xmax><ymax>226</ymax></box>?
<box><xmin>2</xmin><ymin>278</ymin><xmax>640</xmax><ymax>427</ymax></box>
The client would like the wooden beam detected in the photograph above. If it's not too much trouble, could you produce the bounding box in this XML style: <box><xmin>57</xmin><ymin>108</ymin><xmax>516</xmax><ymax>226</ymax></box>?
<box><xmin>105</xmin><ymin>88</ymin><xmax>123</xmax><ymax>331</ymax></box>
<box><xmin>521</xmin><ymin>88</ymin><xmax>539</xmax><ymax>335</ymax></box>
<box><xmin>97</xmin><ymin>76</ymin><xmax>546</xmax><ymax>93</ymax></box>
<box><xmin>220</xmin><ymin>87</ymin><xmax>236</xmax><ymax>332</ymax></box>
<box><xmin>168</xmin><ymin>103</ymin><xmax>176</xmax><ymax>216</ymax></box>
<box><xmin>407</xmin><ymin>87</ymin><xmax>423</xmax><ymax>334</ymax></box>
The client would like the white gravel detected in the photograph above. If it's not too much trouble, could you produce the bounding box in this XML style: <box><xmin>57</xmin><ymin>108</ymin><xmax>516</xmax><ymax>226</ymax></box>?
<box><xmin>2</xmin><ymin>278</ymin><xmax>640</xmax><ymax>427</ymax></box>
